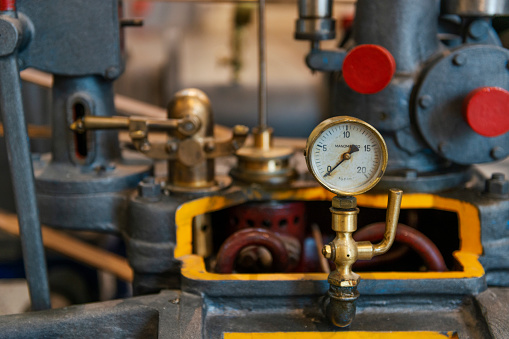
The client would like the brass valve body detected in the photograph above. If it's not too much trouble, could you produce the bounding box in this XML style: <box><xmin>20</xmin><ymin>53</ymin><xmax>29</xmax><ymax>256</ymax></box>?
<box><xmin>323</xmin><ymin>189</ymin><xmax>403</xmax><ymax>327</ymax></box>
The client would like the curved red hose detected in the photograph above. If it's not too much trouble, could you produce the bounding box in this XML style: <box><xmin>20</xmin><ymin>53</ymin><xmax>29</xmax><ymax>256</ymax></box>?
<box><xmin>354</xmin><ymin>223</ymin><xmax>448</xmax><ymax>272</ymax></box>
<box><xmin>215</xmin><ymin>228</ymin><xmax>289</xmax><ymax>274</ymax></box>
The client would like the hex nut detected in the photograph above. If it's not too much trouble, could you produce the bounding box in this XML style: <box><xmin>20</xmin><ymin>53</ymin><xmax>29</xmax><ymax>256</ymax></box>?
<box><xmin>138</xmin><ymin>177</ymin><xmax>162</xmax><ymax>200</ymax></box>
<box><xmin>322</xmin><ymin>244</ymin><xmax>333</xmax><ymax>259</ymax></box>
<box><xmin>485</xmin><ymin>173</ymin><xmax>509</xmax><ymax>197</ymax></box>
<box><xmin>332</xmin><ymin>196</ymin><xmax>357</xmax><ymax>209</ymax></box>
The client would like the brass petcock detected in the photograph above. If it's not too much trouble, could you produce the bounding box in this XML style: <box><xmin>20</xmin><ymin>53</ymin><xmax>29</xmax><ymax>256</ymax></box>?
<box><xmin>322</xmin><ymin>188</ymin><xmax>403</xmax><ymax>327</ymax></box>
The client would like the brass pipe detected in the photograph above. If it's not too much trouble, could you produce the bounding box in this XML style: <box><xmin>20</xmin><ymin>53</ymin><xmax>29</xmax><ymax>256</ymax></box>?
<box><xmin>373</xmin><ymin>188</ymin><xmax>403</xmax><ymax>256</ymax></box>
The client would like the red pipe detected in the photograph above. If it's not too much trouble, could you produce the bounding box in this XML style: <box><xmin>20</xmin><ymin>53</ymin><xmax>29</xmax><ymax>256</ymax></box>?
<box><xmin>353</xmin><ymin>223</ymin><xmax>448</xmax><ymax>272</ymax></box>
<box><xmin>0</xmin><ymin>0</ymin><xmax>15</xmax><ymax>11</ymax></box>
<box><xmin>215</xmin><ymin>228</ymin><xmax>289</xmax><ymax>274</ymax></box>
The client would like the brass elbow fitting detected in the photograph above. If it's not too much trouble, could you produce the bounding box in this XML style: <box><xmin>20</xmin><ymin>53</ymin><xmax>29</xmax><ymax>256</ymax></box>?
<box><xmin>323</xmin><ymin>188</ymin><xmax>403</xmax><ymax>327</ymax></box>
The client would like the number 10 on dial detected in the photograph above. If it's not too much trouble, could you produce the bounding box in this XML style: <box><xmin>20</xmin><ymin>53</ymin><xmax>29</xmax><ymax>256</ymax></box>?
<box><xmin>305</xmin><ymin>116</ymin><xmax>388</xmax><ymax>196</ymax></box>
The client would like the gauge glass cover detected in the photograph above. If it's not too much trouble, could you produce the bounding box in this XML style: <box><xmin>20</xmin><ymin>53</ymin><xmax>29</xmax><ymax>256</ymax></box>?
<box><xmin>306</xmin><ymin>117</ymin><xmax>388</xmax><ymax>195</ymax></box>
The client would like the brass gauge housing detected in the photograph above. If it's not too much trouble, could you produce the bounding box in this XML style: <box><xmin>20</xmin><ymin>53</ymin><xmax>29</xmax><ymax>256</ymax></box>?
<box><xmin>305</xmin><ymin>116</ymin><xmax>388</xmax><ymax>196</ymax></box>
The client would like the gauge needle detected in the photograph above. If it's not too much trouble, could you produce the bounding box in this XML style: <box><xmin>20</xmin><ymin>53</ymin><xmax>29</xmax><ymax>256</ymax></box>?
<box><xmin>323</xmin><ymin>144</ymin><xmax>360</xmax><ymax>178</ymax></box>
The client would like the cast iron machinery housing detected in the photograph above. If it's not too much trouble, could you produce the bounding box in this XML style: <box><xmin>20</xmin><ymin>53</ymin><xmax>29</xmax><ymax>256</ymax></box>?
<box><xmin>0</xmin><ymin>0</ymin><xmax>507</xmax><ymax>337</ymax></box>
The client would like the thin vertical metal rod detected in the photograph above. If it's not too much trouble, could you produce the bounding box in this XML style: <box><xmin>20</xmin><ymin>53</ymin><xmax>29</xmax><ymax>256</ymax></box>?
<box><xmin>258</xmin><ymin>0</ymin><xmax>267</xmax><ymax>129</ymax></box>
<box><xmin>0</xmin><ymin>53</ymin><xmax>51</xmax><ymax>311</ymax></box>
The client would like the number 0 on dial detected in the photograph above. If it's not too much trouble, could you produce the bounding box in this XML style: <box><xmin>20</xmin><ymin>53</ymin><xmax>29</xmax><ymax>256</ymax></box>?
<box><xmin>305</xmin><ymin>116</ymin><xmax>388</xmax><ymax>196</ymax></box>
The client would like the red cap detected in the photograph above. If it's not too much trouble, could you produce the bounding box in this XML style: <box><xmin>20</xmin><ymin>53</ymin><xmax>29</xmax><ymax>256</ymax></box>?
<box><xmin>342</xmin><ymin>44</ymin><xmax>396</xmax><ymax>95</ymax></box>
<box><xmin>0</xmin><ymin>0</ymin><xmax>16</xmax><ymax>11</ymax></box>
<box><xmin>463</xmin><ymin>87</ymin><xmax>509</xmax><ymax>138</ymax></box>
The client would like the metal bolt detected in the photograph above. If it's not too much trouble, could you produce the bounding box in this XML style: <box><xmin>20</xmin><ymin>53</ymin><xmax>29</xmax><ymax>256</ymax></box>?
<box><xmin>143</xmin><ymin>176</ymin><xmax>155</xmax><ymax>184</ymax></box>
<box><xmin>183</xmin><ymin>122</ymin><xmax>195</xmax><ymax>132</ymax></box>
<box><xmin>322</xmin><ymin>244</ymin><xmax>333</xmax><ymax>259</ymax></box>
<box><xmin>105</xmin><ymin>66</ymin><xmax>121</xmax><ymax>80</ymax></box>
<box><xmin>491</xmin><ymin>146</ymin><xmax>506</xmax><ymax>160</ymax></box>
<box><xmin>94</xmin><ymin>165</ymin><xmax>107</xmax><ymax>173</ymax></box>
<box><xmin>418</xmin><ymin>95</ymin><xmax>433</xmax><ymax>109</ymax></box>
<box><xmin>405</xmin><ymin>169</ymin><xmax>418</xmax><ymax>179</ymax></box>
<box><xmin>453</xmin><ymin>54</ymin><xmax>466</xmax><ymax>66</ymax></box>
<box><xmin>121</xmin><ymin>18</ymin><xmax>144</xmax><ymax>27</ymax></box>
<box><xmin>140</xmin><ymin>142</ymin><xmax>151</xmax><ymax>152</ymax></box>
<box><xmin>493</xmin><ymin>173</ymin><xmax>505</xmax><ymax>181</ymax></box>
<box><xmin>204</xmin><ymin>141</ymin><xmax>215</xmax><ymax>152</ymax></box>
<box><xmin>438</xmin><ymin>142</ymin><xmax>448</xmax><ymax>155</ymax></box>
<box><xmin>485</xmin><ymin>173</ymin><xmax>509</xmax><ymax>197</ymax></box>
<box><xmin>166</xmin><ymin>141</ymin><xmax>178</xmax><ymax>153</ymax></box>
<box><xmin>468</xmin><ymin>20</ymin><xmax>489</xmax><ymax>40</ymax></box>
<box><xmin>138</xmin><ymin>176</ymin><xmax>162</xmax><ymax>200</ymax></box>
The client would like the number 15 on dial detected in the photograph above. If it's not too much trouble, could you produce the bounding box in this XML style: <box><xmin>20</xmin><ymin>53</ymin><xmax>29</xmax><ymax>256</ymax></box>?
<box><xmin>305</xmin><ymin>116</ymin><xmax>388</xmax><ymax>196</ymax></box>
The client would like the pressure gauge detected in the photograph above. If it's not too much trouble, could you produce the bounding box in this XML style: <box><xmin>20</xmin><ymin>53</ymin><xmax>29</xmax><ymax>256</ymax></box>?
<box><xmin>305</xmin><ymin>116</ymin><xmax>388</xmax><ymax>196</ymax></box>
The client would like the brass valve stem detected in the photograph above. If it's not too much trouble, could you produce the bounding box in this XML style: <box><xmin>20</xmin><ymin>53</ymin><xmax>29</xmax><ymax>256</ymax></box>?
<box><xmin>323</xmin><ymin>188</ymin><xmax>403</xmax><ymax>327</ymax></box>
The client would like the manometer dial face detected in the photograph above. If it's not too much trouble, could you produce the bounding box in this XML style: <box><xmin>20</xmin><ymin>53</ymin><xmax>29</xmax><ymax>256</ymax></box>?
<box><xmin>305</xmin><ymin>116</ymin><xmax>388</xmax><ymax>196</ymax></box>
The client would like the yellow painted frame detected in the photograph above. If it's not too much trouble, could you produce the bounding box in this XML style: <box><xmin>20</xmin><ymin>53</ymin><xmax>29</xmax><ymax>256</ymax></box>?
<box><xmin>175</xmin><ymin>186</ymin><xmax>484</xmax><ymax>282</ymax></box>
<box><xmin>223</xmin><ymin>331</ymin><xmax>458</xmax><ymax>339</ymax></box>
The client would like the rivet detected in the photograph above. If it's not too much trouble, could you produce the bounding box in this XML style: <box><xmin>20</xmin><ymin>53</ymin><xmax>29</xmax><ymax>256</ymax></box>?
<box><xmin>105</xmin><ymin>66</ymin><xmax>121</xmax><ymax>80</ymax></box>
<box><xmin>439</xmin><ymin>142</ymin><xmax>448</xmax><ymax>154</ymax></box>
<box><xmin>491</xmin><ymin>146</ymin><xmax>506</xmax><ymax>160</ymax></box>
<box><xmin>419</xmin><ymin>95</ymin><xmax>432</xmax><ymax>109</ymax></box>
<box><xmin>453</xmin><ymin>54</ymin><xmax>466</xmax><ymax>66</ymax></box>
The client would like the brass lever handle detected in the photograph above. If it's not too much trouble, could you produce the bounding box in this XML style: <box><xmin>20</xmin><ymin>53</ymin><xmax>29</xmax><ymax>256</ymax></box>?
<box><xmin>70</xmin><ymin>115</ymin><xmax>201</xmax><ymax>137</ymax></box>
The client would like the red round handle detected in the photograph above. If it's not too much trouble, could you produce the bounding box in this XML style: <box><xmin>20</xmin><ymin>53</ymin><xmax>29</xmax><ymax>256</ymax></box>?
<box><xmin>342</xmin><ymin>44</ymin><xmax>396</xmax><ymax>95</ymax></box>
<box><xmin>215</xmin><ymin>228</ymin><xmax>289</xmax><ymax>274</ymax></box>
<box><xmin>463</xmin><ymin>87</ymin><xmax>509</xmax><ymax>137</ymax></box>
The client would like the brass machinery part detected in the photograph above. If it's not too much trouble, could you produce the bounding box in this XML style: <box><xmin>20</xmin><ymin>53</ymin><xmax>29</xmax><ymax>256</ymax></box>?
<box><xmin>231</xmin><ymin>127</ymin><xmax>298</xmax><ymax>185</ymax></box>
<box><xmin>69</xmin><ymin>88</ymin><xmax>249</xmax><ymax>192</ymax></box>
<box><xmin>322</xmin><ymin>189</ymin><xmax>403</xmax><ymax>327</ymax></box>
<box><xmin>304</xmin><ymin>116</ymin><xmax>388</xmax><ymax>196</ymax></box>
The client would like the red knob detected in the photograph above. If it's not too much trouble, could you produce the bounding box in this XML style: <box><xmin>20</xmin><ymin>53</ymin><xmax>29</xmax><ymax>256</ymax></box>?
<box><xmin>463</xmin><ymin>87</ymin><xmax>509</xmax><ymax>137</ymax></box>
<box><xmin>342</xmin><ymin>44</ymin><xmax>396</xmax><ymax>95</ymax></box>
<box><xmin>0</xmin><ymin>0</ymin><xmax>16</xmax><ymax>11</ymax></box>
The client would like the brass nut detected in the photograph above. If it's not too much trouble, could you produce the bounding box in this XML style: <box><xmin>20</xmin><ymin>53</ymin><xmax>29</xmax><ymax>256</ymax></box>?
<box><xmin>322</xmin><ymin>244</ymin><xmax>333</xmax><ymax>259</ymax></box>
<box><xmin>204</xmin><ymin>141</ymin><xmax>215</xmax><ymax>152</ymax></box>
<box><xmin>140</xmin><ymin>142</ymin><xmax>151</xmax><ymax>152</ymax></box>
<box><xmin>332</xmin><ymin>196</ymin><xmax>357</xmax><ymax>209</ymax></box>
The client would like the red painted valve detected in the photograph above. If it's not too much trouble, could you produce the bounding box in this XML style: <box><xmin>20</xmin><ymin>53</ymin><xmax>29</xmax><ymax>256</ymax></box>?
<box><xmin>342</xmin><ymin>44</ymin><xmax>396</xmax><ymax>95</ymax></box>
<box><xmin>463</xmin><ymin>87</ymin><xmax>509</xmax><ymax>137</ymax></box>
<box><xmin>215</xmin><ymin>228</ymin><xmax>290</xmax><ymax>274</ymax></box>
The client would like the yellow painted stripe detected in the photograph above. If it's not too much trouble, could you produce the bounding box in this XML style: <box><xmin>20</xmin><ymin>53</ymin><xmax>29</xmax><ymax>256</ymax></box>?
<box><xmin>224</xmin><ymin>331</ymin><xmax>458</xmax><ymax>339</ymax></box>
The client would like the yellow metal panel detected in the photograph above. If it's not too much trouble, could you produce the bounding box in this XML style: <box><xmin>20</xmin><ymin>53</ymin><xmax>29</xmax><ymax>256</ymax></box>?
<box><xmin>223</xmin><ymin>331</ymin><xmax>458</xmax><ymax>339</ymax></box>
<box><xmin>175</xmin><ymin>187</ymin><xmax>484</xmax><ymax>281</ymax></box>
<box><xmin>180</xmin><ymin>251</ymin><xmax>483</xmax><ymax>281</ymax></box>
